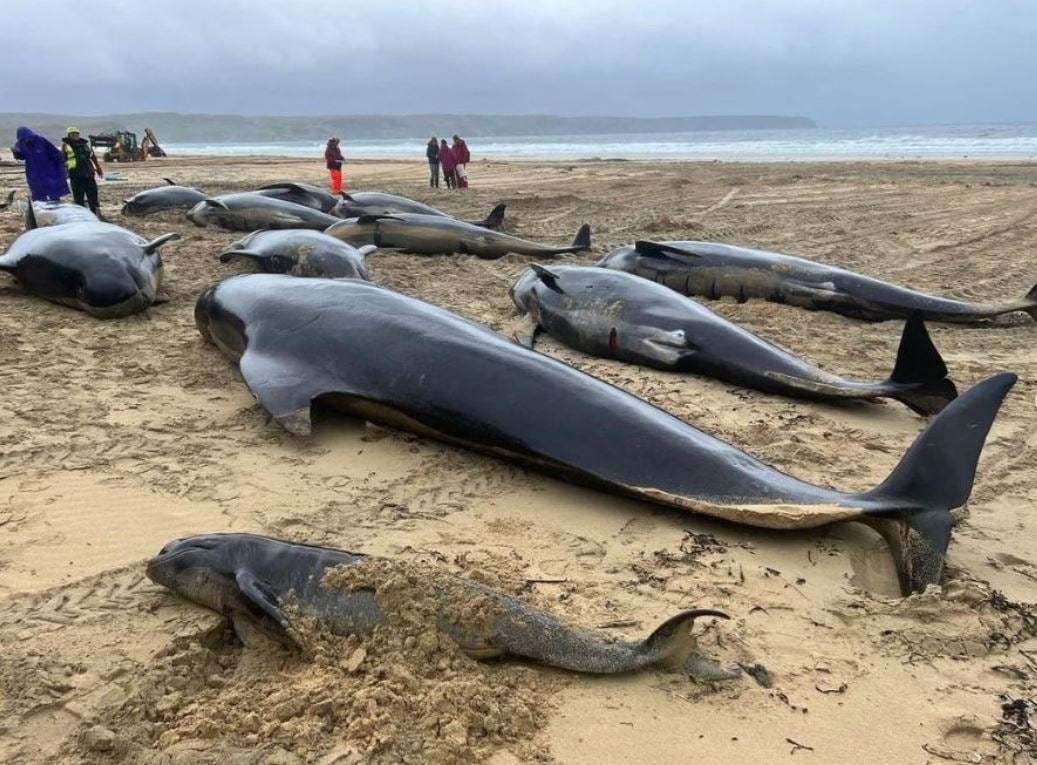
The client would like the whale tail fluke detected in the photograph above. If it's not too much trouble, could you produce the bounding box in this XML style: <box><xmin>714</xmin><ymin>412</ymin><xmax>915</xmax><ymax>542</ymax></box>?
<box><xmin>638</xmin><ymin>609</ymin><xmax>730</xmax><ymax>669</ymax></box>
<box><xmin>861</xmin><ymin>372</ymin><xmax>1016</xmax><ymax>594</ymax></box>
<box><xmin>481</xmin><ymin>203</ymin><xmax>506</xmax><ymax>230</ymax></box>
<box><xmin>1022</xmin><ymin>282</ymin><xmax>1037</xmax><ymax>321</ymax></box>
<box><xmin>886</xmin><ymin>313</ymin><xmax>958</xmax><ymax>415</ymax></box>
<box><xmin>571</xmin><ymin>223</ymin><xmax>591</xmax><ymax>250</ymax></box>
<box><xmin>0</xmin><ymin>190</ymin><xmax>14</xmax><ymax>210</ymax></box>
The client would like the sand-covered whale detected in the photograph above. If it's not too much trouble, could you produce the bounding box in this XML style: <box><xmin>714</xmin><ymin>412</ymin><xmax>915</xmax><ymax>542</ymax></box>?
<box><xmin>147</xmin><ymin>533</ymin><xmax>731</xmax><ymax>676</ymax></box>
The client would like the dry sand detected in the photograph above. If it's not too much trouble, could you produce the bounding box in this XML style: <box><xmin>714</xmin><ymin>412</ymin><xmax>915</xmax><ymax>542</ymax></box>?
<box><xmin>1</xmin><ymin>155</ymin><xmax>1036</xmax><ymax>763</ymax></box>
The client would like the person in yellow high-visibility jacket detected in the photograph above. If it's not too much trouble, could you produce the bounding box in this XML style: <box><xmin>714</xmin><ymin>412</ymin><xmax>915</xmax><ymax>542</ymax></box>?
<box><xmin>61</xmin><ymin>127</ymin><xmax>104</xmax><ymax>216</ymax></box>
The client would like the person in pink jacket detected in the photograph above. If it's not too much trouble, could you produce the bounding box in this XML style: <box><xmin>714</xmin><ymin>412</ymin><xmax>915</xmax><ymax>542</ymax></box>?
<box><xmin>438</xmin><ymin>139</ymin><xmax>458</xmax><ymax>189</ymax></box>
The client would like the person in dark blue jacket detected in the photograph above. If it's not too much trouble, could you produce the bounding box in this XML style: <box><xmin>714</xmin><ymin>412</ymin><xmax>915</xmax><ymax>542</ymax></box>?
<box><xmin>11</xmin><ymin>126</ymin><xmax>70</xmax><ymax>202</ymax></box>
<box><xmin>426</xmin><ymin>136</ymin><xmax>440</xmax><ymax>188</ymax></box>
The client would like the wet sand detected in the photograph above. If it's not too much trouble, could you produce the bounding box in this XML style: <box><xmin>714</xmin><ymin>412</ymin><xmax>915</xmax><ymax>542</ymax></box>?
<box><xmin>1</xmin><ymin>155</ymin><xmax>1036</xmax><ymax>763</ymax></box>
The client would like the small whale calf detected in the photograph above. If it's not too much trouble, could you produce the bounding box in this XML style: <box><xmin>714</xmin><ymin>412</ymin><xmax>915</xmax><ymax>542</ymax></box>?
<box><xmin>147</xmin><ymin>533</ymin><xmax>730</xmax><ymax>676</ymax></box>
<box><xmin>599</xmin><ymin>240</ymin><xmax>1037</xmax><ymax>323</ymax></box>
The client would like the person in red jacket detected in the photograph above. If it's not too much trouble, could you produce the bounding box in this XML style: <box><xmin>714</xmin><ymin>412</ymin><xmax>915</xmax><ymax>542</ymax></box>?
<box><xmin>325</xmin><ymin>136</ymin><xmax>344</xmax><ymax>193</ymax></box>
<box><xmin>439</xmin><ymin>139</ymin><xmax>458</xmax><ymax>189</ymax></box>
<box><xmin>452</xmin><ymin>135</ymin><xmax>471</xmax><ymax>188</ymax></box>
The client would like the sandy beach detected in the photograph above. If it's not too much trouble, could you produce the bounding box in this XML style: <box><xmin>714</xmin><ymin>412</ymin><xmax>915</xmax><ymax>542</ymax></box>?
<box><xmin>1</xmin><ymin>155</ymin><xmax>1036</xmax><ymax>763</ymax></box>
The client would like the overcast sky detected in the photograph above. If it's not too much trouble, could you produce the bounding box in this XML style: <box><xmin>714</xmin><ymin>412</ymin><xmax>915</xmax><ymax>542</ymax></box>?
<box><xmin>2</xmin><ymin>0</ymin><xmax>1034</xmax><ymax>127</ymax></box>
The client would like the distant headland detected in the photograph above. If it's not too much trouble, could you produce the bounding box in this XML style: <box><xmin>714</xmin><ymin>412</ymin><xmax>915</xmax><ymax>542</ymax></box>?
<box><xmin>0</xmin><ymin>113</ymin><xmax>816</xmax><ymax>143</ymax></box>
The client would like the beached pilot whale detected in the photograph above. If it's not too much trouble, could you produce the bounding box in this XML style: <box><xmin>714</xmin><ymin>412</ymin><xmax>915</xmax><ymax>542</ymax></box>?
<box><xmin>147</xmin><ymin>533</ymin><xmax>731</xmax><ymax>676</ymax></box>
<box><xmin>333</xmin><ymin>191</ymin><xmax>507</xmax><ymax>230</ymax></box>
<box><xmin>195</xmin><ymin>275</ymin><xmax>1016</xmax><ymax>594</ymax></box>
<box><xmin>324</xmin><ymin>214</ymin><xmax>590</xmax><ymax>259</ymax></box>
<box><xmin>598</xmin><ymin>240</ymin><xmax>1037</xmax><ymax>323</ymax></box>
<box><xmin>220</xmin><ymin>229</ymin><xmax>374</xmax><ymax>279</ymax></box>
<box><xmin>510</xmin><ymin>265</ymin><xmax>958</xmax><ymax>415</ymax></box>
<box><xmin>121</xmin><ymin>178</ymin><xmax>208</xmax><ymax>216</ymax></box>
<box><xmin>18</xmin><ymin>199</ymin><xmax>98</xmax><ymax>227</ymax></box>
<box><xmin>187</xmin><ymin>193</ymin><xmax>342</xmax><ymax>232</ymax></box>
<box><xmin>0</xmin><ymin>221</ymin><xmax>177</xmax><ymax>317</ymax></box>
<box><xmin>254</xmin><ymin>182</ymin><xmax>341</xmax><ymax>213</ymax></box>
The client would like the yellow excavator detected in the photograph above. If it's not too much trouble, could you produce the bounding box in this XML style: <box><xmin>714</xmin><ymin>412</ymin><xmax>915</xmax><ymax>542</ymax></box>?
<box><xmin>88</xmin><ymin>128</ymin><xmax>167</xmax><ymax>162</ymax></box>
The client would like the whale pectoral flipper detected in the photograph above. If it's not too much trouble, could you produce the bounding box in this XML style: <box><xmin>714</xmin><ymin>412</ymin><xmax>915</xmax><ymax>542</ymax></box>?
<box><xmin>234</xmin><ymin>569</ymin><xmax>292</xmax><ymax>638</ymax></box>
<box><xmin>530</xmin><ymin>263</ymin><xmax>564</xmax><ymax>294</ymax></box>
<box><xmin>143</xmin><ymin>233</ymin><xmax>180</xmax><ymax>255</ymax></box>
<box><xmin>238</xmin><ymin>347</ymin><xmax>336</xmax><ymax>436</ymax></box>
<box><xmin>356</xmin><ymin>214</ymin><xmax>403</xmax><ymax>224</ymax></box>
<box><xmin>634</xmin><ymin>241</ymin><xmax>703</xmax><ymax>261</ymax></box>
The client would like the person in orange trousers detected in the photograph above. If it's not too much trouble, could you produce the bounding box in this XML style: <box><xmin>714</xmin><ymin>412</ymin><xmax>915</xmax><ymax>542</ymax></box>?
<box><xmin>325</xmin><ymin>135</ymin><xmax>344</xmax><ymax>193</ymax></box>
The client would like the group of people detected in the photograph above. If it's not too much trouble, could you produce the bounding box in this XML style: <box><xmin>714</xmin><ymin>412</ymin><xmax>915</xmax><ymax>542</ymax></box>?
<box><xmin>324</xmin><ymin>133</ymin><xmax>472</xmax><ymax>193</ymax></box>
<box><xmin>426</xmin><ymin>135</ymin><xmax>471</xmax><ymax>189</ymax></box>
<box><xmin>9</xmin><ymin>126</ymin><xmax>105</xmax><ymax>215</ymax></box>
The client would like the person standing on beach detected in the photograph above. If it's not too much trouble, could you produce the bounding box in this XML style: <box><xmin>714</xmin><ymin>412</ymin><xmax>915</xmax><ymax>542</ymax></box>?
<box><xmin>11</xmin><ymin>126</ymin><xmax>69</xmax><ymax>202</ymax></box>
<box><xmin>452</xmin><ymin>135</ymin><xmax>471</xmax><ymax>188</ymax></box>
<box><xmin>325</xmin><ymin>136</ymin><xmax>344</xmax><ymax>193</ymax></box>
<box><xmin>439</xmin><ymin>139</ymin><xmax>458</xmax><ymax>189</ymax></box>
<box><xmin>426</xmin><ymin>136</ymin><xmax>440</xmax><ymax>188</ymax></box>
<box><xmin>61</xmin><ymin>127</ymin><xmax>103</xmax><ymax>215</ymax></box>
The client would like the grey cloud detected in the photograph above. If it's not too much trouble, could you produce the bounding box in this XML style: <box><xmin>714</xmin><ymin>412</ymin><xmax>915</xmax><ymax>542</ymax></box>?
<box><xmin>1</xmin><ymin>0</ymin><xmax>1035</xmax><ymax>126</ymax></box>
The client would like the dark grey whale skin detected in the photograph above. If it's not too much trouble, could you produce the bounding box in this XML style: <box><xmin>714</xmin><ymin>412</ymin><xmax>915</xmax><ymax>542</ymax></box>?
<box><xmin>510</xmin><ymin>265</ymin><xmax>957</xmax><ymax>415</ymax></box>
<box><xmin>121</xmin><ymin>180</ymin><xmax>208</xmax><ymax>216</ymax></box>
<box><xmin>0</xmin><ymin>222</ymin><xmax>176</xmax><ymax>317</ymax></box>
<box><xmin>333</xmin><ymin>192</ymin><xmax>506</xmax><ymax>229</ymax></box>
<box><xmin>324</xmin><ymin>214</ymin><xmax>589</xmax><ymax>259</ymax></box>
<box><xmin>220</xmin><ymin>229</ymin><xmax>371</xmax><ymax>280</ymax></box>
<box><xmin>146</xmin><ymin>533</ymin><xmax>726</xmax><ymax>674</ymax></box>
<box><xmin>187</xmin><ymin>193</ymin><xmax>342</xmax><ymax>232</ymax></box>
<box><xmin>598</xmin><ymin>240</ymin><xmax>1037</xmax><ymax>324</ymax></box>
<box><xmin>194</xmin><ymin>274</ymin><xmax>1015</xmax><ymax>594</ymax></box>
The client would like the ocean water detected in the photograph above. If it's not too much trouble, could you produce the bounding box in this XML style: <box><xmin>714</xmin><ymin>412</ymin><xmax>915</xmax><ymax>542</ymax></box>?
<box><xmin>163</xmin><ymin>123</ymin><xmax>1037</xmax><ymax>162</ymax></box>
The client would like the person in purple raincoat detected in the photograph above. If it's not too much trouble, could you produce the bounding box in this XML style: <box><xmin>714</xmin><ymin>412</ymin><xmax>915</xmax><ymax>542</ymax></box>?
<box><xmin>11</xmin><ymin>126</ymin><xmax>70</xmax><ymax>202</ymax></box>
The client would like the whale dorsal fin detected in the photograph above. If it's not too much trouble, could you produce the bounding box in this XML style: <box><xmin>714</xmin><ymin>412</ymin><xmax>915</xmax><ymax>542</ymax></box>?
<box><xmin>634</xmin><ymin>241</ymin><xmax>703</xmax><ymax>260</ymax></box>
<box><xmin>163</xmin><ymin>177</ymin><xmax>176</xmax><ymax>186</ymax></box>
<box><xmin>530</xmin><ymin>263</ymin><xmax>564</xmax><ymax>294</ymax></box>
